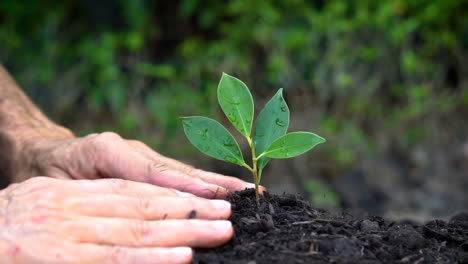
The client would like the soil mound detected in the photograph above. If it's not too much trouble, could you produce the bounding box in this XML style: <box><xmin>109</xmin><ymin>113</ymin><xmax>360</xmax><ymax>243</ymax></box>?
<box><xmin>194</xmin><ymin>189</ymin><xmax>468</xmax><ymax>264</ymax></box>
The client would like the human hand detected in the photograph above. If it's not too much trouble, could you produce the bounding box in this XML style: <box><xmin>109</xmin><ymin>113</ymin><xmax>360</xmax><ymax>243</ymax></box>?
<box><xmin>0</xmin><ymin>177</ymin><xmax>233</xmax><ymax>264</ymax></box>
<box><xmin>17</xmin><ymin>132</ymin><xmax>263</xmax><ymax>198</ymax></box>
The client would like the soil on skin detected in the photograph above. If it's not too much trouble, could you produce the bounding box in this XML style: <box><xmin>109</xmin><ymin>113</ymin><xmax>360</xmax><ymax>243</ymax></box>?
<box><xmin>193</xmin><ymin>189</ymin><xmax>468</xmax><ymax>264</ymax></box>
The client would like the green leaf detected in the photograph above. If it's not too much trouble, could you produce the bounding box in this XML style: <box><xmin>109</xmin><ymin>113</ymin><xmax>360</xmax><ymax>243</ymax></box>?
<box><xmin>217</xmin><ymin>73</ymin><xmax>254</xmax><ymax>138</ymax></box>
<box><xmin>254</xmin><ymin>88</ymin><xmax>289</xmax><ymax>169</ymax></box>
<box><xmin>262</xmin><ymin>132</ymin><xmax>325</xmax><ymax>159</ymax></box>
<box><xmin>181</xmin><ymin>116</ymin><xmax>245</xmax><ymax>165</ymax></box>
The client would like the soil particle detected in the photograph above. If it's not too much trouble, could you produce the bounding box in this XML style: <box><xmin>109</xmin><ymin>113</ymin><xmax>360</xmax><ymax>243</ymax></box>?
<box><xmin>360</xmin><ymin>220</ymin><xmax>380</xmax><ymax>232</ymax></box>
<box><xmin>388</xmin><ymin>225</ymin><xmax>425</xmax><ymax>250</ymax></box>
<box><xmin>189</xmin><ymin>210</ymin><xmax>197</xmax><ymax>219</ymax></box>
<box><xmin>193</xmin><ymin>189</ymin><xmax>468</xmax><ymax>264</ymax></box>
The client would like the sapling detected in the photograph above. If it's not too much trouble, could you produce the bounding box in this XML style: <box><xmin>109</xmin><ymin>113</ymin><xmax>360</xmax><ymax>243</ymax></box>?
<box><xmin>181</xmin><ymin>73</ymin><xmax>325</xmax><ymax>203</ymax></box>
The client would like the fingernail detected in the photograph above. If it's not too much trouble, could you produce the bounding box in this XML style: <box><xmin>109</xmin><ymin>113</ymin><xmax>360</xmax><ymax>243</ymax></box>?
<box><xmin>171</xmin><ymin>247</ymin><xmax>192</xmax><ymax>260</ymax></box>
<box><xmin>246</xmin><ymin>183</ymin><xmax>256</xmax><ymax>188</ymax></box>
<box><xmin>212</xmin><ymin>220</ymin><xmax>232</xmax><ymax>232</ymax></box>
<box><xmin>247</xmin><ymin>183</ymin><xmax>266</xmax><ymax>190</ymax></box>
<box><xmin>210</xmin><ymin>200</ymin><xmax>231</xmax><ymax>212</ymax></box>
<box><xmin>176</xmin><ymin>191</ymin><xmax>195</xmax><ymax>198</ymax></box>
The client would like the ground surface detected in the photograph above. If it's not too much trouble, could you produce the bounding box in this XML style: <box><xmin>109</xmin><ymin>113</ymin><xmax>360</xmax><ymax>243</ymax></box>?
<box><xmin>193</xmin><ymin>189</ymin><xmax>468</xmax><ymax>264</ymax></box>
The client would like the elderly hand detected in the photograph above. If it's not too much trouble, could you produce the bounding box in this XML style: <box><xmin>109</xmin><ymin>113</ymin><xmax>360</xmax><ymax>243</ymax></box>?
<box><xmin>17</xmin><ymin>132</ymin><xmax>261</xmax><ymax>199</ymax></box>
<box><xmin>0</xmin><ymin>177</ymin><xmax>233</xmax><ymax>264</ymax></box>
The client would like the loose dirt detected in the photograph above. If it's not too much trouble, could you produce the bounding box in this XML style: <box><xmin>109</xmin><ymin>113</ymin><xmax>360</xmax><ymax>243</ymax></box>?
<box><xmin>193</xmin><ymin>189</ymin><xmax>468</xmax><ymax>264</ymax></box>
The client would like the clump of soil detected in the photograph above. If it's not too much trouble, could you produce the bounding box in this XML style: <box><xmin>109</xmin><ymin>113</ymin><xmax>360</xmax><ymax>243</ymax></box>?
<box><xmin>193</xmin><ymin>189</ymin><xmax>468</xmax><ymax>264</ymax></box>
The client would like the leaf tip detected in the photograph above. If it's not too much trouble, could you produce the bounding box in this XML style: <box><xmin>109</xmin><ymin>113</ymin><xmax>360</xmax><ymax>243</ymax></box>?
<box><xmin>221</xmin><ymin>72</ymin><xmax>232</xmax><ymax>80</ymax></box>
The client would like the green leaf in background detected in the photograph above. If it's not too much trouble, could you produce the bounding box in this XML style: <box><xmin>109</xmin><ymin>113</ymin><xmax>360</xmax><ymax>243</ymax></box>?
<box><xmin>181</xmin><ymin>116</ymin><xmax>245</xmax><ymax>165</ymax></box>
<box><xmin>254</xmin><ymin>88</ymin><xmax>290</xmax><ymax>169</ymax></box>
<box><xmin>262</xmin><ymin>132</ymin><xmax>325</xmax><ymax>159</ymax></box>
<box><xmin>217</xmin><ymin>73</ymin><xmax>254</xmax><ymax>138</ymax></box>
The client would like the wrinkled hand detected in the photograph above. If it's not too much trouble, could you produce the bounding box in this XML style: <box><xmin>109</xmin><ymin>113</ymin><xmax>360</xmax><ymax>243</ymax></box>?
<box><xmin>19</xmin><ymin>132</ymin><xmax>260</xmax><ymax>198</ymax></box>
<box><xmin>0</xmin><ymin>177</ymin><xmax>233</xmax><ymax>264</ymax></box>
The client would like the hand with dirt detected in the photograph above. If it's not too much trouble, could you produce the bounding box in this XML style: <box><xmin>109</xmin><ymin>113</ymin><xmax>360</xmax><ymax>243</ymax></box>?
<box><xmin>0</xmin><ymin>177</ymin><xmax>233</xmax><ymax>264</ymax></box>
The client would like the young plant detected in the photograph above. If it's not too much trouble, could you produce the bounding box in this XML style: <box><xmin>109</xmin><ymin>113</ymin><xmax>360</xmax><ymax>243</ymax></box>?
<box><xmin>181</xmin><ymin>73</ymin><xmax>325</xmax><ymax>203</ymax></box>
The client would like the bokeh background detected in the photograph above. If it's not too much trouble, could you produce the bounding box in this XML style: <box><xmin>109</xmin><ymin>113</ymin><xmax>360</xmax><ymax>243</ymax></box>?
<box><xmin>1</xmin><ymin>0</ymin><xmax>467</xmax><ymax>222</ymax></box>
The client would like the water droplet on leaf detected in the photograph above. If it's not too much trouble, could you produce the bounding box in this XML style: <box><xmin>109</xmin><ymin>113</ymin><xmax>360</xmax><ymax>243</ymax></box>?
<box><xmin>275</xmin><ymin>118</ymin><xmax>286</xmax><ymax>127</ymax></box>
<box><xmin>200</xmin><ymin>129</ymin><xmax>209</xmax><ymax>140</ymax></box>
<box><xmin>228</xmin><ymin>114</ymin><xmax>237</xmax><ymax>123</ymax></box>
<box><xmin>281</xmin><ymin>139</ymin><xmax>287</xmax><ymax>147</ymax></box>
<box><xmin>230</xmin><ymin>96</ymin><xmax>241</xmax><ymax>105</ymax></box>
<box><xmin>280</xmin><ymin>105</ymin><xmax>287</xmax><ymax>112</ymax></box>
<box><xmin>223</xmin><ymin>138</ymin><xmax>234</xmax><ymax>147</ymax></box>
<box><xmin>224</xmin><ymin>156</ymin><xmax>238</xmax><ymax>163</ymax></box>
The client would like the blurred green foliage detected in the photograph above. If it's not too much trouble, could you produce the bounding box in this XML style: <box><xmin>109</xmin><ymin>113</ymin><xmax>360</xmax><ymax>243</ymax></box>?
<box><xmin>0</xmin><ymin>0</ymin><xmax>466</xmax><ymax>173</ymax></box>
<box><xmin>304</xmin><ymin>179</ymin><xmax>341</xmax><ymax>208</ymax></box>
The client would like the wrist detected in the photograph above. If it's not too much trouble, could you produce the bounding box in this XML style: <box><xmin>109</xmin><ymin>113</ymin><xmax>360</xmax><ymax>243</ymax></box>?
<box><xmin>5</xmin><ymin>125</ymin><xmax>75</xmax><ymax>182</ymax></box>
<box><xmin>0</xmin><ymin>65</ymin><xmax>75</xmax><ymax>183</ymax></box>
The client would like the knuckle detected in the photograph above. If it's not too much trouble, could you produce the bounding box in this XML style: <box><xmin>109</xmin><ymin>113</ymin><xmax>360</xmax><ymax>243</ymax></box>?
<box><xmin>90</xmin><ymin>132</ymin><xmax>122</xmax><ymax>150</ymax></box>
<box><xmin>19</xmin><ymin>185</ymin><xmax>62</xmax><ymax>205</ymax></box>
<box><xmin>25</xmin><ymin>176</ymin><xmax>53</xmax><ymax>186</ymax></box>
<box><xmin>148</xmin><ymin>160</ymin><xmax>166</xmax><ymax>173</ymax></box>
<box><xmin>28</xmin><ymin>206</ymin><xmax>63</xmax><ymax>225</ymax></box>
<box><xmin>130</xmin><ymin>220</ymin><xmax>153</xmax><ymax>245</ymax></box>
<box><xmin>107</xmin><ymin>246</ymin><xmax>129</xmax><ymax>263</ymax></box>
<box><xmin>97</xmin><ymin>131</ymin><xmax>122</xmax><ymax>142</ymax></box>
<box><xmin>36</xmin><ymin>186</ymin><xmax>62</xmax><ymax>201</ymax></box>
<box><xmin>181</xmin><ymin>165</ymin><xmax>195</xmax><ymax>176</ymax></box>
<box><xmin>136</xmin><ymin>198</ymin><xmax>153</xmax><ymax>217</ymax></box>
<box><xmin>108</xmin><ymin>178</ymin><xmax>130</xmax><ymax>192</ymax></box>
<box><xmin>128</xmin><ymin>140</ymin><xmax>147</xmax><ymax>149</ymax></box>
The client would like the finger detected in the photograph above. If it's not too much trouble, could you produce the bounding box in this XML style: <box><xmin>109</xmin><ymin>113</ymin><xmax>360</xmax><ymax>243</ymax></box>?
<box><xmin>60</xmin><ymin>217</ymin><xmax>233</xmax><ymax>248</ymax></box>
<box><xmin>184</xmin><ymin>169</ymin><xmax>267</xmax><ymax>194</ymax></box>
<box><xmin>60</xmin><ymin>178</ymin><xmax>195</xmax><ymax>198</ymax></box>
<box><xmin>145</xmin><ymin>164</ymin><xmax>230</xmax><ymax>199</ymax></box>
<box><xmin>127</xmin><ymin>141</ymin><xmax>257</xmax><ymax>196</ymax></box>
<box><xmin>106</xmin><ymin>158</ymin><xmax>230</xmax><ymax>199</ymax></box>
<box><xmin>147</xmin><ymin>155</ymin><xmax>266</xmax><ymax>195</ymax></box>
<box><xmin>15</xmin><ymin>234</ymin><xmax>192</xmax><ymax>264</ymax></box>
<box><xmin>70</xmin><ymin>243</ymin><xmax>193</xmax><ymax>264</ymax></box>
<box><xmin>128</xmin><ymin>141</ymin><xmax>234</xmax><ymax>197</ymax></box>
<box><xmin>94</xmin><ymin>138</ymin><xmax>229</xmax><ymax>199</ymax></box>
<box><xmin>93</xmin><ymin>246</ymin><xmax>193</xmax><ymax>264</ymax></box>
<box><xmin>69</xmin><ymin>194</ymin><xmax>231</xmax><ymax>220</ymax></box>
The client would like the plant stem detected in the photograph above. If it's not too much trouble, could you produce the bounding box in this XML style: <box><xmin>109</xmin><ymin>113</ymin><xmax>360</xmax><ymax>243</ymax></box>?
<box><xmin>258</xmin><ymin>167</ymin><xmax>263</xmax><ymax>184</ymax></box>
<box><xmin>256</xmin><ymin>152</ymin><xmax>266</xmax><ymax>159</ymax></box>
<box><xmin>247</xmin><ymin>137</ymin><xmax>260</xmax><ymax>204</ymax></box>
<box><xmin>242</xmin><ymin>163</ymin><xmax>253</xmax><ymax>172</ymax></box>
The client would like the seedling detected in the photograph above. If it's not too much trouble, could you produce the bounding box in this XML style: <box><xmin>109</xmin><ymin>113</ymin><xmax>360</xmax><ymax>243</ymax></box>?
<box><xmin>181</xmin><ymin>73</ymin><xmax>325</xmax><ymax>203</ymax></box>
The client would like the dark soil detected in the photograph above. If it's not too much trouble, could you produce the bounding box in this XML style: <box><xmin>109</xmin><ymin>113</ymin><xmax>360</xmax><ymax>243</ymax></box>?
<box><xmin>193</xmin><ymin>189</ymin><xmax>468</xmax><ymax>264</ymax></box>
